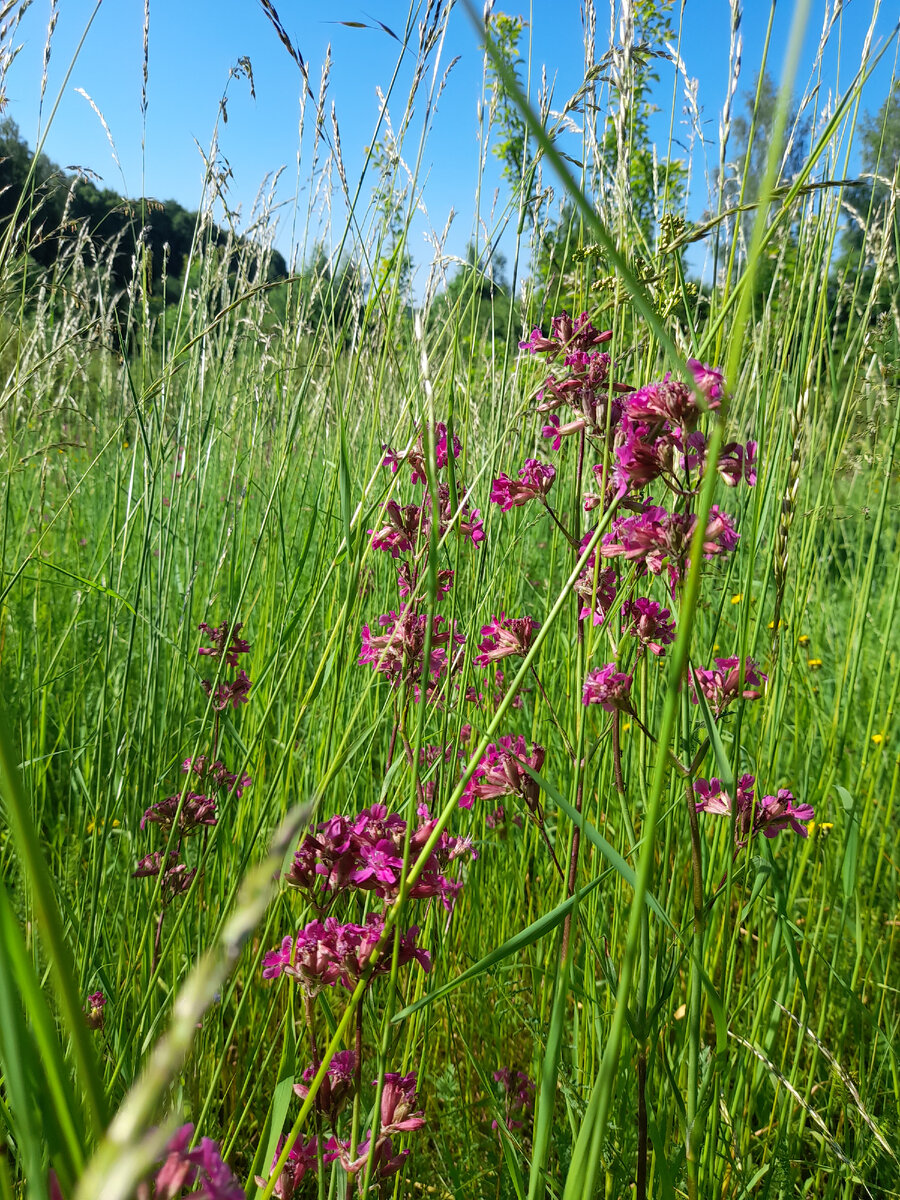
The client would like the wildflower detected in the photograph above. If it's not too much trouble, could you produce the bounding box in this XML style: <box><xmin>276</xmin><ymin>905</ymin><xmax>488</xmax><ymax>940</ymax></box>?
<box><xmin>294</xmin><ymin>1051</ymin><xmax>357</xmax><ymax>1120</ymax></box>
<box><xmin>582</xmin><ymin>664</ymin><xmax>633</xmax><ymax>713</ymax></box>
<box><xmin>198</xmin><ymin>622</ymin><xmax>251</xmax><ymax>668</ymax></box>
<box><xmin>255</xmin><ymin>1135</ymin><xmax>319</xmax><ymax>1199</ymax></box>
<box><xmin>490</xmin><ymin>459</ymin><xmax>556</xmax><ymax>511</ymax></box>
<box><xmin>155</xmin><ymin>1124</ymin><xmax>244</xmax><ymax>1200</ymax></box>
<box><xmin>397</xmin><ymin>563</ymin><xmax>454</xmax><ymax>600</ymax></box>
<box><xmin>475</xmin><ymin>613</ymin><xmax>540</xmax><ymax>666</ymax></box>
<box><xmin>359</xmin><ymin>610</ymin><xmax>465</xmax><ymax>692</ymax></box>
<box><xmin>85</xmin><ymin>991</ymin><xmax>106</xmax><ymax>1031</ymax></box>
<box><xmin>694</xmin><ymin>775</ymin><xmax>813</xmax><ymax>846</ymax></box>
<box><xmin>381</xmin><ymin>421</ymin><xmax>462</xmax><ymax>486</ymax></box>
<box><xmin>872</xmin><ymin>733</ymin><xmax>884</xmax><ymax>745</ymax></box>
<box><xmin>202</xmin><ymin>670</ymin><xmax>252</xmax><ymax>711</ymax></box>
<box><xmin>141</xmin><ymin>793</ymin><xmax>217</xmax><ymax>835</ymax></box>
<box><xmin>718</xmin><ymin>440</ymin><xmax>758</xmax><ymax>487</ymax></box>
<box><xmin>379</xmin><ymin>1072</ymin><xmax>426</xmax><ymax>1135</ymax></box>
<box><xmin>686</xmin><ymin>359</ymin><xmax>726</xmax><ymax>402</ymax></box>
<box><xmin>262</xmin><ymin>914</ymin><xmax>431</xmax><ymax>993</ymax></box>
<box><xmin>622</xmin><ymin>374</ymin><xmax>715</xmax><ymax>430</ymax></box>
<box><xmin>461</xmin><ymin>736</ymin><xmax>544</xmax><ymax>812</ymax></box>
<box><xmin>133</xmin><ymin>852</ymin><xmax>197</xmax><ymax>900</ymax></box>
<box><xmin>601</xmin><ymin>503</ymin><xmax>739</xmax><ymax>579</ymax></box>
<box><xmin>689</xmin><ymin>657</ymin><xmax>766</xmax><ymax>715</ymax></box>
<box><xmin>808</xmin><ymin>658</ymin><xmax>823</xmax><ymax>670</ymax></box>
<box><xmin>492</xmin><ymin>1068</ymin><xmax>535</xmax><ymax>1133</ymax></box>
<box><xmin>519</xmin><ymin>311</ymin><xmax>611</xmax><ymax>359</ymax></box>
<box><xmin>574</xmin><ymin>566</ymin><xmax>618</xmax><ymax>626</ymax></box>
<box><xmin>324</xmin><ymin>1132</ymin><xmax>409</xmax><ymax>1182</ymax></box>
<box><xmin>369</xmin><ymin>500</ymin><xmax>425</xmax><ymax>558</ymax></box>
<box><xmin>622</xmin><ymin>598</ymin><xmax>676</xmax><ymax>656</ymax></box>
<box><xmin>798</xmin><ymin>634</ymin><xmax>810</xmax><ymax>646</ymax></box>
<box><xmin>731</xmin><ymin>593</ymin><xmax>743</xmax><ymax>605</ymax></box>
<box><xmin>182</xmin><ymin>757</ymin><xmax>251</xmax><ymax>798</ymax></box>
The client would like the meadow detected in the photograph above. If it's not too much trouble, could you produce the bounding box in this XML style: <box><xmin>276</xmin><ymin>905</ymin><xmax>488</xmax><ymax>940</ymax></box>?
<box><xmin>1</xmin><ymin>1</ymin><xmax>899</xmax><ymax>1198</ymax></box>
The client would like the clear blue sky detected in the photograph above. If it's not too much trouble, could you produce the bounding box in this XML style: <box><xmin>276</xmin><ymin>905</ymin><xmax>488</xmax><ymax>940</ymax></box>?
<box><xmin>4</xmin><ymin>1</ymin><xmax>898</xmax><ymax>287</ymax></box>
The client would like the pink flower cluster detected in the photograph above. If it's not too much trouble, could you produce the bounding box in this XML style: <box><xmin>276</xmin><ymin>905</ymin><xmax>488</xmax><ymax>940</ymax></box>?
<box><xmin>293</xmin><ymin>1051</ymin><xmax>358</xmax><ymax>1121</ymax></box>
<box><xmin>359</xmin><ymin>609</ymin><xmax>465</xmax><ymax>695</ymax></box>
<box><xmin>381</xmin><ymin>421</ymin><xmax>461</xmax><ymax>485</ymax></box>
<box><xmin>262</xmin><ymin>912</ymin><xmax>431</xmax><ymax>994</ymax></box>
<box><xmin>283</xmin><ymin>802</ymin><xmax>473</xmax><ymax>912</ymax></box>
<box><xmin>492</xmin><ymin>1067</ymin><xmax>536</xmax><ymax>1133</ymax></box>
<box><xmin>695</xmin><ymin>774</ymin><xmax>814</xmax><ymax>846</ymax></box>
<box><xmin>601</xmin><ymin>503</ymin><xmax>739</xmax><ymax>580</ymax></box>
<box><xmin>85</xmin><ymin>990</ymin><xmax>106</xmax><ymax>1032</ymax></box>
<box><xmin>152</xmin><ymin>1123</ymin><xmax>244</xmax><ymax>1200</ymax></box>
<box><xmin>490</xmin><ymin>458</ymin><xmax>556</xmax><ymax>512</ymax></box>
<box><xmin>474</xmin><ymin>613</ymin><xmax>540</xmax><ymax>666</ymax></box>
<box><xmin>460</xmin><ymin>736</ymin><xmax>545</xmax><ymax>812</ymax></box>
<box><xmin>689</xmin><ymin>657</ymin><xmax>766</xmax><ymax>715</ymax></box>
<box><xmin>582</xmin><ymin>664</ymin><xmax>633</xmax><ymax>713</ymax></box>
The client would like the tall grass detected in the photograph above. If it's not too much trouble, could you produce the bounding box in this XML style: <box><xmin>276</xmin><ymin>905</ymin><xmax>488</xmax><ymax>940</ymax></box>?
<box><xmin>0</xmin><ymin>1</ymin><xmax>899</xmax><ymax>1198</ymax></box>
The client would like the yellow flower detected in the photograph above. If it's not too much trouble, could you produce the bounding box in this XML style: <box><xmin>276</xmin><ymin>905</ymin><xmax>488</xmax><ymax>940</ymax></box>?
<box><xmin>768</xmin><ymin>619</ymin><xmax>785</xmax><ymax>630</ymax></box>
<box><xmin>872</xmin><ymin>733</ymin><xmax>884</xmax><ymax>745</ymax></box>
<box><xmin>809</xmin><ymin>821</ymin><xmax>833</xmax><ymax>840</ymax></box>
<box><xmin>86</xmin><ymin>818</ymin><xmax>120</xmax><ymax>835</ymax></box>
<box><xmin>731</xmin><ymin>593</ymin><xmax>743</xmax><ymax>605</ymax></box>
<box><xmin>798</xmin><ymin>634</ymin><xmax>810</xmax><ymax>646</ymax></box>
<box><xmin>808</xmin><ymin>659</ymin><xmax>823</xmax><ymax>670</ymax></box>
<box><xmin>622</xmin><ymin>722</ymin><xmax>632</xmax><ymax>732</ymax></box>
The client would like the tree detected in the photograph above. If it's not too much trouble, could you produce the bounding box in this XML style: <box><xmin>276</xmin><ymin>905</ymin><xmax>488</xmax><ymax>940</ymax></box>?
<box><xmin>836</xmin><ymin>81</ymin><xmax>900</xmax><ymax>313</ymax></box>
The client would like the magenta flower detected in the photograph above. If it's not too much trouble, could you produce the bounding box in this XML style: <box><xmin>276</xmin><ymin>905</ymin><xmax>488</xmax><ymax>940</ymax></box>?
<box><xmin>475</xmin><ymin>613</ymin><xmax>540</xmax><ymax>666</ymax></box>
<box><xmin>622</xmin><ymin>377</ymin><xmax>711</xmax><ymax>429</ymax></box>
<box><xmin>519</xmin><ymin>311</ymin><xmax>611</xmax><ymax>359</ymax></box>
<box><xmin>694</xmin><ymin>774</ymin><xmax>813</xmax><ymax>845</ymax></box>
<box><xmin>359</xmin><ymin>609</ymin><xmax>464</xmax><ymax>692</ymax></box>
<box><xmin>613</xmin><ymin>417</ymin><xmax>672</xmax><ymax>492</ymax></box>
<box><xmin>379</xmin><ymin>1072</ymin><xmax>426</xmax><ymax>1134</ymax></box>
<box><xmin>381</xmin><ymin>421</ymin><xmax>462</xmax><ymax>485</ymax></box>
<box><xmin>294</xmin><ymin>1051</ymin><xmax>358</xmax><ymax>1119</ymax></box>
<box><xmin>324</xmin><ymin>1133</ymin><xmax>409</xmax><ymax>1182</ymax></box>
<box><xmin>155</xmin><ymin>1124</ymin><xmax>244</xmax><ymax>1200</ymax></box>
<box><xmin>141</xmin><ymin>792</ymin><xmax>217</xmax><ymax>835</ymax></box>
<box><xmin>490</xmin><ymin>459</ymin><xmax>556</xmax><ymax>511</ymax></box>
<box><xmin>182</xmin><ymin>756</ymin><xmax>251</xmax><ymax>799</ymax></box>
<box><xmin>460</xmin><ymin>736</ymin><xmax>544</xmax><ymax>811</ymax></box>
<box><xmin>574</xmin><ymin>566</ymin><xmax>618</xmax><ymax>626</ymax></box>
<box><xmin>602</xmin><ymin>504</ymin><xmax>739</xmax><ymax>579</ymax></box>
<box><xmin>398</xmin><ymin>563</ymin><xmax>454</xmax><ymax>600</ymax></box>
<box><xmin>262</xmin><ymin>914</ymin><xmax>431</xmax><ymax>993</ymax></box>
<box><xmin>718</xmin><ymin>440</ymin><xmax>758</xmax><ymax>487</ymax></box>
<box><xmin>198</xmin><ymin>622</ymin><xmax>250</xmax><ymax>668</ymax></box>
<box><xmin>690</xmin><ymin>657</ymin><xmax>766</xmax><ymax>715</ymax></box>
<box><xmin>202</xmin><ymin>669</ymin><xmax>252</xmax><ymax>711</ymax></box>
<box><xmin>369</xmin><ymin>500</ymin><xmax>425</xmax><ymax>558</ymax></box>
<box><xmin>623</xmin><ymin>598</ymin><xmax>676</xmax><ymax>656</ymax></box>
<box><xmin>687</xmin><ymin>358</ymin><xmax>726</xmax><ymax>401</ymax></box>
<box><xmin>85</xmin><ymin>991</ymin><xmax>106</xmax><ymax>1031</ymax></box>
<box><xmin>255</xmin><ymin>1135</ymin><xmax>319</xmax><ymax>1199</ymax></box>
<box><xmin>582</xmin><ymin>663</ymin><xmax>633</xmax><ymax>712</ymax></box>
<box><xmin>492</xmin><ymin>1068</ymin><xmax>536</xmax><ymax>1132</ymax></box>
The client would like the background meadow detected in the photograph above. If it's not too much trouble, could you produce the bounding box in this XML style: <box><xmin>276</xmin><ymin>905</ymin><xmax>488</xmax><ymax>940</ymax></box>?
<box><xmin>0</xmin><ymin>1</ymin><xmax>899</xmax><ymax>1198</ymax></box>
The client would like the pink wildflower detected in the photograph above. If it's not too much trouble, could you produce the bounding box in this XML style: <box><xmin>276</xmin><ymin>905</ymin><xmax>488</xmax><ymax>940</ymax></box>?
<box><xmin>689</xmin><ymin>657</ymin><xmax>766</xmax><ymax>715</ymax></box>
<box><xmin>461</xmin><ymin>736</ymin><xmax>544</xmax><ymax>811</ymax></box>
<box><xmin>623</xmin><ymin>598</ymin><xmax>676</xmax><ymax>655</ymax></box>
<box><xmin>475</xmin><ymin>613</ymin><xmax>540</xmax><ymax>666</ymax></box>
<box><xmin>583</xmin><ymin>663</ymin><xmax>633</xmax><ymax>712</ymax></box>
<box><xmin>490</xmin><ymin>459</ymin><xmax>556</xmax><ymax>511</ymax></box>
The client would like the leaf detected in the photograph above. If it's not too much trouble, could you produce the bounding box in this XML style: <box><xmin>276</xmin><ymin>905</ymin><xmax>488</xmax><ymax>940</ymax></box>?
<box><xmin>521</xmin><ymin>761</ymin><xmax>676</xmax><ymax>932</ymax></box>
<box><xmin>392</xmin><ymin>875</ymin><xmax>603</xmax><ymax>1023</ymax></box>
<box><xmin>527</xmin><ymin>938</ymin><xmax>570</xmax><ymax>1200</ymax></box>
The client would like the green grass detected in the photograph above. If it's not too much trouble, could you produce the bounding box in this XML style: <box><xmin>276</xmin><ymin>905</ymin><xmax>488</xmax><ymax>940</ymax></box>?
<box><xmin>1</xmin><ymin>1</ymin><xmax>899</xmax><ymax>1198</ymax></box>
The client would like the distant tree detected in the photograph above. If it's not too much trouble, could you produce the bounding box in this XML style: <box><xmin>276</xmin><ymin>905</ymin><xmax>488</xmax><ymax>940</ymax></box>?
<box><xmin>836</xmin><ymin>81</ymin><xmax>900</xmax><ymax>312</ymax></box>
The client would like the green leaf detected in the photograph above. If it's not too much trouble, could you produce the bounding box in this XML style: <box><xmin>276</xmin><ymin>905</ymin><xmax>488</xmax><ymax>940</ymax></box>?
<box><xmin>392</xmin><ymin>874</ymin><xmax>603</xmax><ymax>1023</ymax></box>
<box><xmin>527</xmin><ymin>937</ymin><xmax>570</xmax><ymax>1200</ymax></box>
<box><xmin>521</xmin><ymin>761</ymin><xmax>676</xmax><ymax>932</ymax></box>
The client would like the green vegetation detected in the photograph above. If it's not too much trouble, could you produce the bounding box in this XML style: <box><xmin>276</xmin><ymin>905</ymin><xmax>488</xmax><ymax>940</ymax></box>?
<box><xmin>0</xmin><ymin>3</ymin><xmax>899</xmax><ymax>1200</ymax></box>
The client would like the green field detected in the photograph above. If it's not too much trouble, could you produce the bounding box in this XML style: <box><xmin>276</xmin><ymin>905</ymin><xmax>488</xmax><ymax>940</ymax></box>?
<box><xmin>1</xmin><ymin>2</ymin><xmax>899</xmax><ymax>1198</ymax></box>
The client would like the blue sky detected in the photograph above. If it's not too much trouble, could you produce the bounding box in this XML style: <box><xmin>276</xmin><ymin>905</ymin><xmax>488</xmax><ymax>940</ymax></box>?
<box><xmin>4</xmin><ymin>1</ymin><xmax>898</xmax><ymax>288</ymax></box>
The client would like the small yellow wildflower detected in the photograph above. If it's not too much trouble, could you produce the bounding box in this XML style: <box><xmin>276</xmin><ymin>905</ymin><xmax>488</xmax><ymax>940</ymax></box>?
<box><xmin>809</xmin><ymin>821</ymin><xmax>834</xmax><ymax>840</ymax></box>
<box><xmin>768</xmin><ymin>619</ymin><xmax>785</xmax><ymax>630</ymax></box>
<box><xmin>872</xmin><ymin>733</ymin><xmax>884</xmax><ymax>745</ymax></box>
<box><xmin>86</xmin><ymin>818</ymin><xmax>120</xmax><ymax>835</ymax></box>
<box><xmin>808</xmin><ymin>658</ymin><xmax>823</xmax><ymax>670</ymax></box>
<box><xmin>622</xmin><ymin>722</ymin><xmax>632</xmax><ymax>732</ymax></box>
<box><xmin>713</xmin><ymin>644</ymin><xmax>719</xmax><ymax>652</ymax></box>
<box><xmin>731</xmin><ymin>593</ymin><xmax>743</xmax><ymax>605</ymax></box>
<box><xmin>798</xmin><ymin>635</ymin><xmax>810</xmax><ymax>646</ymax></box>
